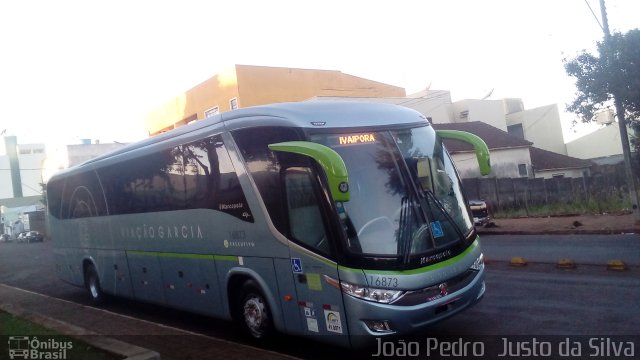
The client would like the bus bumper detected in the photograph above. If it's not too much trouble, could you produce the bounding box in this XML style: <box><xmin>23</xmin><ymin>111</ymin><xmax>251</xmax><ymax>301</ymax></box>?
<box><xmin>346</xmin><ymin>266</ymin><xmax>486</xmax><ymax>349</ymax></box>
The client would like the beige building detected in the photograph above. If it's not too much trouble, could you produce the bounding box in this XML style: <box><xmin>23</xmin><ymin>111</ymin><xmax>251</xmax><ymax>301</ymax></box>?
<box><xmin>145</xmin><ymin>65</ymin><xmax>406</xmax><ymax>136</ymax></box>
<box><xmin>506</xmin><ymin>102</ymin><xmax>567</xmax><ymax>155</ymax></box>
<box><xmin>566</xmin><ymin>123</ymin><xmax>625</xmax><ymax>164</ymax></box>
<box><xmin>451</xmin><ymin>99</ymin><xmax>507</xmax><ymax>132</ymax></box>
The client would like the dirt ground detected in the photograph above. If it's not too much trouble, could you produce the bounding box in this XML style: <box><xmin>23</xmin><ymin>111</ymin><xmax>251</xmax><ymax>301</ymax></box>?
<box><xmin>476</xmin><ymin>213</ymin><xmax>640</xmax><ymax>235</ymax></box>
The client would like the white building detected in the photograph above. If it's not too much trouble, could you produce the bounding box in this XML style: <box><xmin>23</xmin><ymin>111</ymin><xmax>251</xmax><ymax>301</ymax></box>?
<box><xmin>0</xmin><ymin>137</ymin><xmax>46</xmax><ymax>199</ymax></box>
<box><xmin>566</xmin><ymin>123</ymin><xmax>625</xmax><ymax>164</ymax></box>
<box><xmin>1</xmin><ymin>136</ymin><xmax>127</xmax><ymax>200</ymax></box>
<box><xmin>432</xmin><ymin>122</ymin><xmax>593</xmax><ymax>180</ymax></box>
<box><xmin>506</xmin><ymin>102</ymin><xmax>567</xmax><ymax>155</ymax></box>
<box><xmin>42</xmin><ymin>141</ymin><xmax>128</xmax><ymax>183</ymax></box>
<box><xmin>432</xmin><ymin>122</ymin><xmax>534</xmax><ymax>179</ymax></box>
<box><xmin>452</xmin><ymin>99</ymin><xmax>507</xmax><ymax>132</ymax></box>
<box><xmin>311</xmin><ymin>92</ymin><xmax>596</xmax><ymax>179</ymax></box>
<box><xmin>312</xmin><ymin>91</ymin><xmax>568</xmax><ymax>156</ymax></box>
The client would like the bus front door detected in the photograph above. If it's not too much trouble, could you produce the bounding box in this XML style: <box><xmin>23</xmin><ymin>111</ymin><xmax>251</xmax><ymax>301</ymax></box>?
<box><xmin>284</xmin><ymin>166</ymin><xmax>351</xmax><ymax>347</ymax></box>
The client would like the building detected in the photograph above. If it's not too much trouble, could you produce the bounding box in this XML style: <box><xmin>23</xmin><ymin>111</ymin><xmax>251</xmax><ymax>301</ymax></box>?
<box><xmin>145</xmin><ymin>65</ymin><xmax>595</xmax><ymax>179</ymax></box>
<box><xmin>505</xmin><ymin>102</ymin><xmax>567</xmax><ymax>155</ymax></box>
<box><xmin>433</xmin><ymin>122</ymin><xmax>534</xmax><ymax>179</ymax></box>
<box><xmin>566</xmin><ymin>123</ymin><xmax>625</xmax><ymax>165</ymax></box>
<box><xmin>433</xmin><ymin>122</ymin><xmax>593</xmax><ymax>179</ymax></box>
<box><xmin>0</xmin><ymin>136</ymin><xmax>46</xmax><ymax>199</ymax></box>
<box><xmin>145</xmin><ymin>64</ymin><xmax>406</xmax><ymax>136</ymax></box>
<box><xmin>0</xmin><ymin>136</ymin><xmax>126</xmax><ymax>236</ymax></box>
<box><xmin>452</xmin><ymin>99</ymin><xmax>507</xmax><ymax>132</ymax></box>
<box><xmin>528</xmin><ymin>147</ymin><xmax>593</xmax><ymax>179</ymax></box>
<box><xmin>314</xmin><ymin>90</ymin><xmax>569</xmax><ymax>156</ymax></box>
<box><xmin>42</xmin><ymin>141</ymin><xmax>128</xmax><ymax>182</ymax></box>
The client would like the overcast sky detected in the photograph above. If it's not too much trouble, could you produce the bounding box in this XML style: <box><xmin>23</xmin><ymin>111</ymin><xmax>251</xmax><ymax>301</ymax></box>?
<box><xmin>1</xmin><ymin>0</ymin><xmax>638</xmax><ymax>146</ymax></box>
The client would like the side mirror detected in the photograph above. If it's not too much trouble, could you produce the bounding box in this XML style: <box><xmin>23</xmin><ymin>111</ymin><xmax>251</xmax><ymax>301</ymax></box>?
<box><xmin>268</xmin><ymin>141</ymin><xmax>350</xmax><ymax>202</ymax></box>
<box><xmin>436</xmin><ymin>130</ymin><xmax>491</xmax><ymax>176</ymax></box>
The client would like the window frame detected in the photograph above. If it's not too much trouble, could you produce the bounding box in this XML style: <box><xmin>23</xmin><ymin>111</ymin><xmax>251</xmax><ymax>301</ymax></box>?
<box><xmin>204</xmin><ymin>106</ymin><xmax>219</xmax><ymax>118</ymax></box>
<box><xmin>283</xmin><ymin>166</ymin><xmax>333</xmax><ymax>257</ymax></box>
<box><xmin>518</xmin><ymin>163</ymin><xmax>528</xmax><ymax>177</ymax></box>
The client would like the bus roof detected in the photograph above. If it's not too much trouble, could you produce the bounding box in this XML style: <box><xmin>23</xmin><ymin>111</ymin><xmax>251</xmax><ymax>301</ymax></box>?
<box><xmin>55</xmin><ymin>101</ymin><xmax>427</xmax><ymax>176</ymax></box>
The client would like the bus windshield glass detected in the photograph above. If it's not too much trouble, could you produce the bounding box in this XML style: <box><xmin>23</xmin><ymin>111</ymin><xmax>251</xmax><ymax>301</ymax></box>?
<box><xmin>311</xmin><ymin>125</ymin><xmax>473</xmax><ymax>262</ymax></box>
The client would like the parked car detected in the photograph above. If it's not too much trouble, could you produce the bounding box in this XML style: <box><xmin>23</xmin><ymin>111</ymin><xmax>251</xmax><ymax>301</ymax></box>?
<box><xmin>16</xmin><ymin>232</ymin><xmax>29</xmax><ymax>243</ymax></box>
<box><xmin>25</xmin><ymin>231</ymin><xmax>44</xmax><ymax>243</ymax></box>
<box><xmin>469</xmin><ymin>199</ymin><xmax>491</xmax><ymax>226</ymax></box>
<box><xmin>16</xmin><ymin>231</ymin><xmax>44</xmax><ymax>243</ymax></box>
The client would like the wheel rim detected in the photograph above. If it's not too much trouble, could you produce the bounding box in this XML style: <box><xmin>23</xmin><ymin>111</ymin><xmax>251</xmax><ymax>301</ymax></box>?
<box><xmin>243</xmin><ymin>295</ymin><xmax>267</xmax><ymax>338</ymax></box>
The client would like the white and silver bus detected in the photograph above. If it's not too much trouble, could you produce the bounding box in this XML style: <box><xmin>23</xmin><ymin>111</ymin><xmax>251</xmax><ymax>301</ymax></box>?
<box><xmin>47</xmin><ymin>101</ymin><xmax>490</xmax><ymax>348</ymax></box>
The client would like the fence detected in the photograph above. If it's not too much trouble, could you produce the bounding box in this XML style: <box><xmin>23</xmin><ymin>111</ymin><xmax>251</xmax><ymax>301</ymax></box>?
<box><xmin>461</xmin><ymin>169</ymin><xmax>632</xmax><ymax>216</ymax></box>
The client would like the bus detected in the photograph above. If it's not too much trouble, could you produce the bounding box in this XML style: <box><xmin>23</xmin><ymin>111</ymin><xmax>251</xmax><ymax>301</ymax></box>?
<box><xmin>8</xmin><ymin>336</ymin><xmax>29</xmax><ymax>359</ymax></box>
<box><xmin>47</xmin><ymin>101</ymin><xmax>490</xmax><ymax>348</ymax></box>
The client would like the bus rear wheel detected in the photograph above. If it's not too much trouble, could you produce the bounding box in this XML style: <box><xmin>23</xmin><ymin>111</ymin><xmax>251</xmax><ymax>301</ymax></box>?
<box><xmin>85</xmin><ymin>264</ymin><xmax>105</xmax><ymax>305</ymax></box>
<box><xmin>237</xmin><ymin>280</ymin><xmax>273</xmax><ymax>340</ymax></box>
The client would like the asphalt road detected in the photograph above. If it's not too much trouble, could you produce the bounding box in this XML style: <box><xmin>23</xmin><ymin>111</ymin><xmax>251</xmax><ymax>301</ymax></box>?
<box><xmin>480</xmin><ymin>233</ymin><xmax>640</xmax><ymax>266</ymax></box>
<box><xmin>1</xmin><ymin>235</ymin><xmax>639</xmax><ymax>359</ymax></box>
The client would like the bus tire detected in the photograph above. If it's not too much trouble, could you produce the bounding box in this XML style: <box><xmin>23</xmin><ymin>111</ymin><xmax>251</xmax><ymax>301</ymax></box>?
<box><xmin>236</xmin><ymin>280</ymin><xmax>273</xmax><ymax>340</ymax></box>
<box><xmin>85</xmin><ymin>264</ymin><xmax>105</xmax><ymax>305</ymax></box>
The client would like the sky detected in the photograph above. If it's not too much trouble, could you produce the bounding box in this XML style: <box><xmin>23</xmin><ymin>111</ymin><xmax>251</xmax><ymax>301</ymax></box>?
<box><xmin>1</xmin><ymin>0</ymin><xmax>638</xmax><ymax>147</ymax></box>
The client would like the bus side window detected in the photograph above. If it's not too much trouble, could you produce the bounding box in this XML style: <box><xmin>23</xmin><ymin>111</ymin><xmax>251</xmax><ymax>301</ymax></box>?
<box><xmin>284</xmin><ymin>167</ymin><xmax>330</xmax><ymax>256</ymax></box>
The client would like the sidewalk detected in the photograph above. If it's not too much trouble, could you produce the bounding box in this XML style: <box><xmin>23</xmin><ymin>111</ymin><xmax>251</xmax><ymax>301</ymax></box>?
<box><xmin>476</xmin><ymin>213</ymin><xmax>640</xmax><ymax>235</ymax></box>
<box><xmin>0</xmin><ymin>284</ymin><xmax>298</xmax><ymax>360</ymax></box>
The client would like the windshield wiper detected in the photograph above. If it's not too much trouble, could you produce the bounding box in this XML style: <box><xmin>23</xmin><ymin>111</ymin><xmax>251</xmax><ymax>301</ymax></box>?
<box><xmin>422</xmin><ymin>188</ymin><xmax>467</xmax><ymax>242</ymax></box>
<box><xmin>397</xmin><ymin>196</ymin><xmax>415</xmax><ymax>264</ymax></box>
<box><xmin>402</xmin><ymin>155</ymin><xmax>467</xmax><ymax>243</ymax></box>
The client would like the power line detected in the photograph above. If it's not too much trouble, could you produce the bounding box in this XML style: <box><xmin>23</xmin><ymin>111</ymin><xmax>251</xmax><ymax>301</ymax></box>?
<box><xmin>584</xmin><ymin>0</ymin><xmax>604</xmax><ymax>31</ymax></box>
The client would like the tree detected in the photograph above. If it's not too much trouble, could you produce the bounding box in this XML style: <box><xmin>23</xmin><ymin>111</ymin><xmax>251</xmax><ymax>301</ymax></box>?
<box><xmin>565</xmin><ymin>28</ymin><xmax>640</xmax><ymax>216</ymax></box>
<box><xmin>564</xmin><ymin>29</ymin><xmax>640</xmax><ymax>126</ymax></box>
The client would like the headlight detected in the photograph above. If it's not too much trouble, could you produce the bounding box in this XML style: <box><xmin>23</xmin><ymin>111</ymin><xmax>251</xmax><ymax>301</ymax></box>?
<box><xmin>342</xmin><ymin>282</ymin><xmax>405</xmax><ymax>303</ymax></box>
<box><xmin>470</xmin><ymin>253</ymin><xmax>484</xmax><ymax>271</ymax></box>
<box><xmin>324</xmin><ymin>275</ymin><xmax>405</xmax><ymax>303</ymax></box>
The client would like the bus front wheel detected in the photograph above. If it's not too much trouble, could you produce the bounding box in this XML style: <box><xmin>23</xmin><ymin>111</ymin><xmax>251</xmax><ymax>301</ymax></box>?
<box><xmin>85</xmin><ymin>264</ymin><xmax>105</xmax><ymax>305</ymax></box>
<box><xmin>237</xmin><ymin>280</ymin><xmax>273</xmax><ymax>340</ymax></box>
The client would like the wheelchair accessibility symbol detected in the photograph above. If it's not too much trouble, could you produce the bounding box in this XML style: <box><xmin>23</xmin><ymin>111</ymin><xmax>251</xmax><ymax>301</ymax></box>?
<box><xmin>430</xmin><ymin>221</ymin><xmax>444</xmax><ymax>238</ymax></box>
<box><xmin>291</xmin><ymin>258</ymin><xmax>303</xmax><ymax>273</ymax></box>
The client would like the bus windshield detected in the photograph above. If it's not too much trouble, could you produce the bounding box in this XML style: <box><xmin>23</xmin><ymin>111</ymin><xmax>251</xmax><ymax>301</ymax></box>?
<box><xmin>311</xmin><ymin>125</ymin><xmax>473</xmax><ymax>263</ymax></box>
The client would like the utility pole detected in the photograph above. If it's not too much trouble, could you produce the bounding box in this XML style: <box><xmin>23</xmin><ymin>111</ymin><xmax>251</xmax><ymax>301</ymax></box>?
<box><xmin>599</xmin><ymin>0</ymin><xmax>640</xmax><ymax>219</ymax></box>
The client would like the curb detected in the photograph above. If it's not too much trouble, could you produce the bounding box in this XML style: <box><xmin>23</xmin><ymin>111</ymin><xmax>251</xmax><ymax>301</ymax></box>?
<box><xmin>0</xmin><ymin>302</ymin><xmax>160</xmax><ymax>360</ymax></box>
<box><xmin>607</xmin><ymin>260</ymin><xmax>628</xmax><ymax>271</ymax></box>
<box><xmin>509</xmin><ymin>256</ymin><xmax>527</xmax><ymax>267</ymax></box>
<box><xmin>477</xmin><ymin>229</ymin><xmax>638</xmax><ymax>236</ymax></box>
<box><xmin>485</xmin><ymin>258</ymin><xmax>635</xmax><ymax>270</ymax></box>
<box><xmin>0</xmin><ymin>284</ymin><xmax>301</xmax><ymax>360</ymax></box>
<box><xmin>556</xmin><ymin>258</ymin><xmax>576</xmax><ymax>269</ymax></box>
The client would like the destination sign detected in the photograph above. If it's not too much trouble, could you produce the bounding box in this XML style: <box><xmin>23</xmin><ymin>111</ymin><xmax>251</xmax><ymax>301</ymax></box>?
<box><xmin>338</xmin><ymin>133</ymin><xmax>377</xmax><ymax>145</ymax></box>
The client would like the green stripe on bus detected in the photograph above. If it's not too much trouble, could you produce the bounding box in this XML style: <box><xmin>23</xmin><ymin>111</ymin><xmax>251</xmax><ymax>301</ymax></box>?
<box><xmin>214</xmin><ymin>255</ymin><xmax>240</xmax><ymax>261</ymax></box>
<box><xmin>339</xmin><ymin>239</ymin><xmax>479</xmax><ymax>275</ymax></box>
<box><xmin>127</xmin><ymin>250</ymin><xmax>238</xmax><ymax>262</ymax></box>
